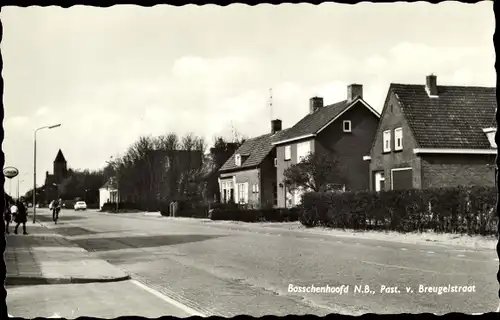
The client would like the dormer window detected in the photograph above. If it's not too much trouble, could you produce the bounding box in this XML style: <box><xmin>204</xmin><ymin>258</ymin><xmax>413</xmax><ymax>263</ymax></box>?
<box><xmin>235</xmin><ymin>154</ymin><xmax>242</xmax><ymax>166</ymax></box>
<box><xmin>343</xmin><ymin>120</ymin><xmax>352</xmax><ymax>133</ymax></box>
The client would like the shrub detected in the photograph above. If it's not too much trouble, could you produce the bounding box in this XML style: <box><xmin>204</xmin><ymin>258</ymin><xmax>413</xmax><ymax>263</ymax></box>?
<box><xmin>300</xmin><ymin>186</ymin><xmax>498</xmax><ymax>236</ymax></box>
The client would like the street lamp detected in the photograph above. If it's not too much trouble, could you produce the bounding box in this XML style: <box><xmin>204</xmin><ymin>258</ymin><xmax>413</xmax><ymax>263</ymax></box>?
<box><xmin>33</xmin><ymin>123</ymin><xmax>61</xmax><ymax>223</ymax></box>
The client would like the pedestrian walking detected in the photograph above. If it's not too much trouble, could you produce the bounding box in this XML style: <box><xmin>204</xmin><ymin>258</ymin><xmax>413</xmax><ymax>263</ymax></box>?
<box><xmin>14</xmin><ymin>200</ymin><xmax>28</xmax><ymax>235</ymax></box>
<box><xmin>4</xmin><ymin>200</ymin><xmax>12</xmax><ymax>234</ymax></box>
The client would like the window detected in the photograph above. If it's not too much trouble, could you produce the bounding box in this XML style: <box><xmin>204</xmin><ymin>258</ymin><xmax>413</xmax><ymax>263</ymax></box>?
<box><xmin>252</xmin><ymin>184</ymin><xmax>259</xmax><ymax>193</ymax></box>
<box><xmin>274</xmin><ymin>158</ymin><xmax>277</xmax><ymax>167</ymax></box>
<box><xmin>238</xmin><ymin>183</ymin><xmax>248</xmax><ymax>204</ymax></box>
<box><xmin>394</xmin><ymin>127</ymin><xmax>403</xmax><ymax>151</ymax></box>
<box><xmin>235</xmin><ymin>154</ymin><xmax>241</xmax><ymax>166</ymax></box>
<box><xmin>297</xmin><ymin>141</ymin><xmax>311</xmax><ymax>163</ymax></box>
<box><xmin>383</xmin><ymin>130</ymin><xmax>391</xmax><ymax>152</ymax></box>
<box><xmin>284</xmin><ymin>146</ymin><xmax>291</xmax><ymax>161</ymax></box>
<box><xmin>343</xmin><ymin>120</ymin><xmax>352</xmax><ymax>133</ymax></box>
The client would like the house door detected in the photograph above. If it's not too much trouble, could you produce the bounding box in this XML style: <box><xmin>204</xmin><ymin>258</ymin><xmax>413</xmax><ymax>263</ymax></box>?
<box><xmin>374</xmin><ymin>171</ymin><xmax>385</xmax><ymax>192</ymax></box>
<box><xmin>391</xmin><ymin>168</ymin><xmax>413</xmax><ymax>190</ymax></box>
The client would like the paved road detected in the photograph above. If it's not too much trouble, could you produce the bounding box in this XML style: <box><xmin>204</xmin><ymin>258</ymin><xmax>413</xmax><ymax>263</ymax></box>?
<box><xmin>35</xmin><ymin>208</ymin><xmax>498</xmax><ymax>316</ymax></box>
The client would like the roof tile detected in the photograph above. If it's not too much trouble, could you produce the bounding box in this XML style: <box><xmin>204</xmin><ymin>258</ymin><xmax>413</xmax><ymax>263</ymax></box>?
<box><xmin>219</xmin><ymin>128</ymin><xmax>291</xmax><ymax>172</ymax></box>
<box><xmin>391</xmin><ymin>84</ymin><xmax>497</xmax><ymax>149</ymax></box>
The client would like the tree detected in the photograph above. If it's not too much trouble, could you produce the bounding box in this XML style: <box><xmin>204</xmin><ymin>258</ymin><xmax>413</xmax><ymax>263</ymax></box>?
<box><xmin>283</xmin><ymin>150</ymin><xmax>347</xmax><ymax>192</ymax></box>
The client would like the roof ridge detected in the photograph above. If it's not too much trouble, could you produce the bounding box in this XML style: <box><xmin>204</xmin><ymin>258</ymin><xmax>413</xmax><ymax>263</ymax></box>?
<box><xmin>391</xmin><ymin>82</ymin><xmax>495</xmax><ymax>90</ymax></box>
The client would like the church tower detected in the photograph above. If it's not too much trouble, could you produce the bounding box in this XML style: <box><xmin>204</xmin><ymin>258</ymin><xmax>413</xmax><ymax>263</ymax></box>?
<box><xmin>53</xmin><ymin>149</ymin><xmax>68</xmax><ymax>183</ymax></box>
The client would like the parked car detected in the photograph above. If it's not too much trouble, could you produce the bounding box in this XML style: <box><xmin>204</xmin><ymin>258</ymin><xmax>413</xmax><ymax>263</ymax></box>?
<box><xmin>74</xmin><ymin>201</ymin><xmax>87</xmax><ymax>211</ymax></box>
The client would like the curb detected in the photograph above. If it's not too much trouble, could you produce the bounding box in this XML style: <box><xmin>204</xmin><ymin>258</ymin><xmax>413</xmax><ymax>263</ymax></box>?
<box><xmin>6</xmin><ymin>274</ymin><xmax>131</xmax><ymax>286</ymax></box>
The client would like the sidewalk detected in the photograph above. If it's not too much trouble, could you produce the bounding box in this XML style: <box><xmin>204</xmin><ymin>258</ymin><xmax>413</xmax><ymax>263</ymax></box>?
<box><xmin>5</xmin><ymin>220</ymin><xmax>130</xmax><ymax>286</ymax></box>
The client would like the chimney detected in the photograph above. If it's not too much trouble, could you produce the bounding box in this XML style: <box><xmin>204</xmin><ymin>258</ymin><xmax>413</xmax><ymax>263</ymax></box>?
<box><xmin>426</xmin><ymin>74</ymin><xmax>438</xmax><ymax>96</ymax></box>
<box><xmin>347</xmin><ymin>84</ymin><xmax>363</xmax><ymax>102</ymax></box>
<box><xmin>309</xmin><ymin>97</ymin><xmax>324</xmax><ymax>114</ymax></box>
<box><xmin>271</xmin><ymin>119</ymin><xmax>282</xmax><ymax>134</ymax></box>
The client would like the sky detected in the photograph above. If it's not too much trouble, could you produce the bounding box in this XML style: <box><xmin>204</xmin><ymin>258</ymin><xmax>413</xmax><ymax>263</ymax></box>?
<box><xmin>1</xmin><ymin>2</ymin><xmax>496</xmax><ymax>197</ymax></box>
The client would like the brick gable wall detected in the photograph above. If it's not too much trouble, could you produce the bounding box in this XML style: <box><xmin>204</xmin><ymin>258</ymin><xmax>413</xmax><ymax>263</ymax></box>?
<box><xmin>421</xmin><ymin>154</ymin><xmax>496</xmax><ymax>188</ymax></box>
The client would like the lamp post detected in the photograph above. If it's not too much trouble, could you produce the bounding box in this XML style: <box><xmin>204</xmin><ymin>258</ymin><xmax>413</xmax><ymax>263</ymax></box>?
<box><xmin>33</xmin><ymin>124</ymin><xmax>61</xmax><ymax>223</ymax></box>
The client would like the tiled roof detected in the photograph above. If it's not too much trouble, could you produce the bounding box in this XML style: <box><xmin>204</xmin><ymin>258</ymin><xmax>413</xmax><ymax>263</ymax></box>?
<box><xmin>272</xmin><ymin>100</ymin><xmax>352</xmax><ymax>144</ymax></box>
<box><xmin>391</xmin><ymin>84</ymin><xmax>497</xmax><ymax>149</ymax></box>
<box><xmin>54</xmin><ymin>149</ymin><xmax>66</xmax><ymax>163</ymax></box>
<box><xmin>219</xmin><ymin>128</ymin><xmax>291</xmax><ymax>172</ymax></box>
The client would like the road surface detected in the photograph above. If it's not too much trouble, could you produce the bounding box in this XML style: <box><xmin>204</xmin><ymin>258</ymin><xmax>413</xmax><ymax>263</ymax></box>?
<box><xmin>34</xmin><ymin>208</ymin><xmax>498</xmax><ymax>316</ymax></box>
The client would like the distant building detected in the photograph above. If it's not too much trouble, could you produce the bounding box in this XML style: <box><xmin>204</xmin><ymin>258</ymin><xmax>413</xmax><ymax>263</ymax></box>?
<box><xmin>99</xmin><ymin>177</ymin><xmax>118</xmax><ymax>210</ymax></box>
<box><xmin>219</xmin><ymin>120</ymin><xmax>289</xmax><ymax>209</ymax></box>
<box><xmin>44</xmin><ymin>149</ymin><xmax>68</xmax><ymax>201</ymax></box>
<box><xmin>365</xmin><ymin>74</ymin><xmax>497</xmax><ymax>191</ymax></box>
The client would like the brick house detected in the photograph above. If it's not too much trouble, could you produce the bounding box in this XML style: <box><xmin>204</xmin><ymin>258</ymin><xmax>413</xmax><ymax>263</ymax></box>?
<box><xmin>218</xmin><ymin>120</ymin><xmax>289</xmax><ymax>208</ymax></box>
<box><xmin>365</xmin><ymin>74</ymin><xmax>497</xmax><ymax>191</ymax></box>
<box><xmin>272</xmin><ymin>84</ymin><xmax>380</xmax><ymax>208</ymax></box>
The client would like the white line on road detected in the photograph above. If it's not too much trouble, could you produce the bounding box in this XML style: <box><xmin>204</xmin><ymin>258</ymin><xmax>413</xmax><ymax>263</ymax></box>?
<box><xmin>427</xmin><ymin>251</ymin><xmax>434</xmax><ymax>254</ymax></box>
<box><xmin>361</xmin><ymin>260</ymin><xmax>439</xmax><ymax>274</ymax></box>
<box><xmin>401</xmin><ymin>248</ymin><xmax>407</xmax><ymax>251</ymax></box>
<box><xmin>457</xmin><ymin>254</ymin><xmax>465</xmax><ymax>257</ymax></box>
<box><xmin>130</xmin><ymin>279</ymin><xmax>206</xmax><ymax>317</ymax></box>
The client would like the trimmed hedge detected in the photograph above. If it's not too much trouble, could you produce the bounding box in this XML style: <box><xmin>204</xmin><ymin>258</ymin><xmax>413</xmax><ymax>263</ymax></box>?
<box><xmin>209</xmin><ymin>205</ymin><xmax>300</xmax><ymax>223</ymax></box>
<box><xmin>101</xmin><ymin>201</ymin><xmax>139</xmax><ymax>212</ymax></box>
<box><xmin>300</xmin><ymin>186</ymin><xmax>498</xmax><ymax>236</ymax></box>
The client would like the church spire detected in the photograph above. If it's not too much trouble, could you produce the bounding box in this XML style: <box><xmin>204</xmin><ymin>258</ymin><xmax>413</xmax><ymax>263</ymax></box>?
<box><xmin>54</xmin><ymin>149</ymin><xmax>66</xmax><ymax>163</ymax></box>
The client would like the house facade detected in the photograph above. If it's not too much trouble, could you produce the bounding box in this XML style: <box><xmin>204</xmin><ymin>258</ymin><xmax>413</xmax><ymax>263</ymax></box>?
<box><xmin>272</xmin><ymin>84</ymin><xmax>380</xmax><ymax>208</ymax></box>
<box><xmin>218</xmin><ymin>120</ymin><xmax>288</xmax><ymax>208</ymax></box>
<box><xmin>366</xmin><ymin>74</ymin><xmax>497</xmax><ymax>191</ymax></box>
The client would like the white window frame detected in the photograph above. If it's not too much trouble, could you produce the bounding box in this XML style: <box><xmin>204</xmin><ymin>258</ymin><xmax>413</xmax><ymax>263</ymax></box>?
<box><xmin>343</xmin><ymin>120</ymin><xmax>352</xmax><ymax>133</ymax></box>
<box><xmin>235</xmin><ymin>154</ymin><xmax>241</xmax><ymax>166</ymax></box>
<box><xmin>238</xmin><ymin>182</ymin><xmax>248</xmax><ymax>204</ymax></box>
<box><xmin>394</xmin><ymin>127</ymin><xmax>403</xmax><ymax>151</ymax></box>
<box><xmin>383</xmin><ymin>130</ymin><xmax>391</xmax><ymax>153</ymax></box>
<box><xmin>274</xmin><ymin>158</ymin><xmax>277</xmax><ymax>167</ymax></box>
<box><xmin>255</xmin><ymin>184</ymin><xmax>259</xmax><ymax>193</ymax></box>
<box><xmin>297</xmin><ymin>141</ymin><xmax>311</xmax><ymax>163</ymax></box>
<box><xmin>284</xmin><ymin>146</ymin><xmax>291</xmax><ymax>161</ymax></box>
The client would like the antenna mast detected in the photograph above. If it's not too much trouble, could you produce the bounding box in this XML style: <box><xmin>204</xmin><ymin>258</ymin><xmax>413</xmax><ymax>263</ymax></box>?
<box><xmin>269</xmin><ymin>88</ymin><xmax>273</xmax><ymax>121</ymax></box>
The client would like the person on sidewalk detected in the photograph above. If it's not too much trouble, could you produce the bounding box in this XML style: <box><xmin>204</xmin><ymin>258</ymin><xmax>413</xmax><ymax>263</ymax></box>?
<box><xmin>14</xmin><ymin>200</ymin><xmax>28</xmax><ymax>235</ymax></box>
<box><xmin>4</xmin><ymin>199</ymin><xmax>12</xmax><ymax>234</ymax></box>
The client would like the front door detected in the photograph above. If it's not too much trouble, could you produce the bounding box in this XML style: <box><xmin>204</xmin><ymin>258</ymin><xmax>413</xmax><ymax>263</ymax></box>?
<box><xmin>374</xmin><ymin>171</ymin><xmax>385</xmax><ymax>192</ymax></box>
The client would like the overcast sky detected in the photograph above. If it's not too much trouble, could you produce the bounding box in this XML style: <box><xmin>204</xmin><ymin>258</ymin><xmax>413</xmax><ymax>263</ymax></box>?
<box><xmin>2</xmin><ymin>2</ymin><xmax>495</xmax><ymax>196</ymax></box>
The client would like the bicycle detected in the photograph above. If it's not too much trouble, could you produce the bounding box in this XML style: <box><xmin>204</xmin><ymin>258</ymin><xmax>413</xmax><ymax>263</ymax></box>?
<box><xmin>53</xmin><ymin>207</ymin><xmax>60</xmax><ymax>224</ymax></box>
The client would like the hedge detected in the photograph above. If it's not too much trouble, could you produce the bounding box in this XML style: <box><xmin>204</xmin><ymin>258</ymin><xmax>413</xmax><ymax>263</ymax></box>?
<box><xmin>209</xmin><ymin>205</ymin><xmax>300</xmax><ymax>223</ymax></box>
<box><xmin>100</xmin><ymin>201</ymin><xmax>139</xmax><ymax>212</ymax></box>
<box><xmin>300</xmin><ymin>186</ymin><xmax>498</xmax><ymax>236</ymax></box>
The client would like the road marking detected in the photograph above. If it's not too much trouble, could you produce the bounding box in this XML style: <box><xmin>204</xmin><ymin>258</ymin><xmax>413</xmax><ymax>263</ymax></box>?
<box><xmin>457</xmin><ymin>254</ymin><xmax>465</xmax><ymax>257</ymax></box>
<box><xmin>401</xmin><ymin>248</ymin><xmax>407</xmax><ymax>251</ymax></box>
<box><xmin>427</xmin><ymin>251</ymin><xmax>434</xmax><ymax>254</ymax></box>
<box><xmin>361</xmin><ymin>260</ymin><xmax>439</xmax><ymax>274</ymax></box>
<box><xmin>130</xmin><ymin>279</ymin><xmax>205</xmax><ymax>317</ymax></box>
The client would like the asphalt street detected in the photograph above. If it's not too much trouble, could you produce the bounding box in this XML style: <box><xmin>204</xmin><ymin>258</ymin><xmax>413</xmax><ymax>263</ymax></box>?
<box><xmin>33</xmin><ymin>208</ymin><xmax>498</xmax><ymax>316</ymax></box>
